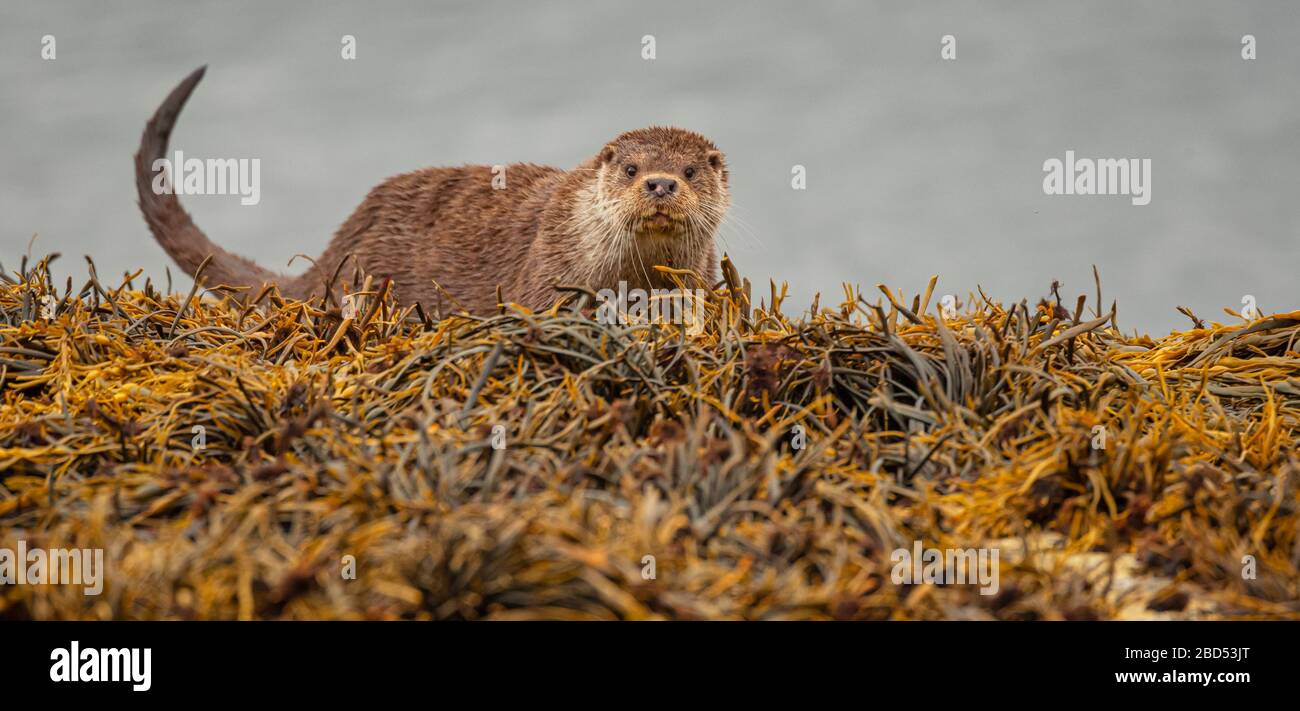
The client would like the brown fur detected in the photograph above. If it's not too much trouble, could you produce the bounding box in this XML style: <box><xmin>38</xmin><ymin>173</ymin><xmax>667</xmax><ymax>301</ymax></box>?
<box><xmin>135</xmin><ymin>67</ymin><xmax>729</xmax><ymax>315</ymax></box>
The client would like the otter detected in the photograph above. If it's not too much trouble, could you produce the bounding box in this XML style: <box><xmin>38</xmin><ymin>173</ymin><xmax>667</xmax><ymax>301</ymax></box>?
<box><xmin>134</xmin><ymin>67</ymin><xmax>729</xmax><ymax>315</ymax></box>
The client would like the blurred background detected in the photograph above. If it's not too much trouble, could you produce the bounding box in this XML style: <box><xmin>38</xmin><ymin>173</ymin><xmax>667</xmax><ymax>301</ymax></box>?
<box><xmin>2</xmin><ymin>0</ymin><xmax>1297</xmax><ymax>333</ymax></box>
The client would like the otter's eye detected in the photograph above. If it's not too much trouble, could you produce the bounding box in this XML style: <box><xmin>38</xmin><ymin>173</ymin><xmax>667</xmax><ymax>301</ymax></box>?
<box><xmin>684</xmin><ymin>166</ymin><xmax>696</xmax><ymax>179</ymax></box>
<box><xmin>625</xmin><ymin>165</ymin><xmax>638</xmax><ymax>178</ymax></box>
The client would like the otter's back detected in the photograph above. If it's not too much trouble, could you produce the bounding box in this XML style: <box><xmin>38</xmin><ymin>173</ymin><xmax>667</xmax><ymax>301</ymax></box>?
<box><xmin>314</xmin><ymin>163</ymin><xmax>568</xmax><ymax>312</ymax></box>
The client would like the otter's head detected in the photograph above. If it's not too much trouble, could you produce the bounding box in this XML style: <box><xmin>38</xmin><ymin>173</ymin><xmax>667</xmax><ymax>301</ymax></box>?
<box><xmin>589</xmin><ymin>127</ymin><xmax>730</xmax><ymax>246</ymax></box>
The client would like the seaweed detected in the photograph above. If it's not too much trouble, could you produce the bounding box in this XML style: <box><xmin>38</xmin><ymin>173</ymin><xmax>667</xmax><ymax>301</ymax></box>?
<box><xmin>0</xmin><ymin>255</ymin><xmax>1296</xmax><ymax>620</ymax></box>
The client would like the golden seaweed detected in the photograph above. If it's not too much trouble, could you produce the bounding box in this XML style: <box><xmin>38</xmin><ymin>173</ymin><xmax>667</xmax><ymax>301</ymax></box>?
<box><xmin>0</xmin><ymin>255</ymin><xmax>1296</xmax><ymax>620</ymax></box>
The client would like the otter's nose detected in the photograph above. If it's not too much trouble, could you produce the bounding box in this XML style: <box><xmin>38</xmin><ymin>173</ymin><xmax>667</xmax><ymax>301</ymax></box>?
<box><xmin>644</xmin><ymin>177</ymin><xmax>678</xmax><ymax>197</ymax></box>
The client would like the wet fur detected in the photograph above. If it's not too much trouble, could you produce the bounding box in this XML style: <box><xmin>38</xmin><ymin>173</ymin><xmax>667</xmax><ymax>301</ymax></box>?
<box><xmin>135</xmin><ymin>67</ymin><xmax>728</xmax><ymax>315</ymax></box>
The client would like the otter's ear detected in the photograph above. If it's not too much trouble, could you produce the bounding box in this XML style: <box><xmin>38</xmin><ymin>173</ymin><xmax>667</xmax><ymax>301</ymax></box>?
<box><xmin>600</xmin><ymin>145</ymin><xmax>617</xmax><ymax>164</ymax></box>
<box><xmin>706</xmin><ymin>150</ymin><xmax>724</xmax><ymax>170</ymax></box>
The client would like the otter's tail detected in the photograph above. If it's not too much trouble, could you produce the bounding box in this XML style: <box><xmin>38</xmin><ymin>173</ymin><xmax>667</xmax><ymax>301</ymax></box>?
<box><xmin>135</xmin><ymin>67</ymin><xmax>289</xmax><ymax>298</ymax></box>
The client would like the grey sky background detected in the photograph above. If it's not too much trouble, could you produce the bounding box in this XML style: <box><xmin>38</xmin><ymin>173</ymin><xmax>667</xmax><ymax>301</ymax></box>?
<box><xmin>2</xmin><ymin>0</ymin><xmax>1297</xmax><ymax>333</ymax></box>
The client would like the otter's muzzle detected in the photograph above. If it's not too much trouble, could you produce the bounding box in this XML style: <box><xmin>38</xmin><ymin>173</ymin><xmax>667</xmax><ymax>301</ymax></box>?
<box><xmin>644</xmin><ymin>177</ymin><xmax>678</xmax><ymax>198</ymax></box>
